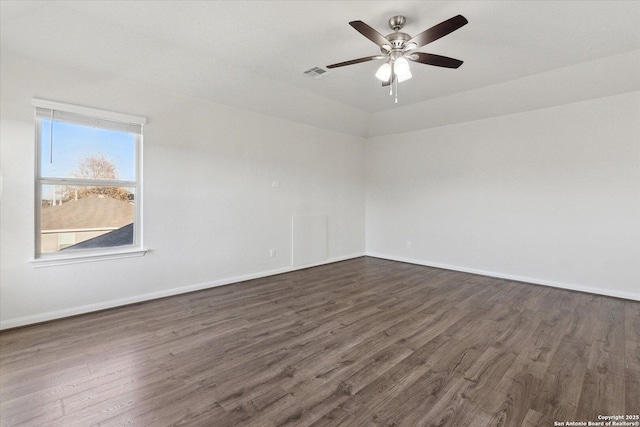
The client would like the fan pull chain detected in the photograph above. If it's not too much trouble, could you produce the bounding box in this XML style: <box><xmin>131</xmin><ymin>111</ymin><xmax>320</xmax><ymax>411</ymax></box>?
<box><xmin>395</xmin><ymin>77</ymin><xmax>398</xmax><ymax>103</ymax></box>
<box><xmin>390</xmin><ymin>62</ymin><xmax>395</xmax><ymax>98</ymax></box>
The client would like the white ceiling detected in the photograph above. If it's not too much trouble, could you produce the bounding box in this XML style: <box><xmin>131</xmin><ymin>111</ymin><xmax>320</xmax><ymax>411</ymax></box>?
<box><xmin>2</xmin><ymin>1</ymin><xmax>639</xmax><ymax>137</ymax></box>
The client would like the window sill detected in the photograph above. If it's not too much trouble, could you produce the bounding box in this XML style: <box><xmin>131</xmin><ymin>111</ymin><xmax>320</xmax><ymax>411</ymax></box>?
<box><xmin>30</xmin><ymin>248</ymin><xmax>148</xmax><ymax>268</ymax></box>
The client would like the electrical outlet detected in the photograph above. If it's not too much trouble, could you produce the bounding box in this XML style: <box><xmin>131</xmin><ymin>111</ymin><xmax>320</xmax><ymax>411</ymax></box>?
<box><xmin>406</xmin><ymin>241</ymin><xmax>412</xmax><ymax>249</ymax></box>
<box><xmin>270</xmin><ymin>248</ymin><xmax>276</xmax><ymax>258</ymax></box>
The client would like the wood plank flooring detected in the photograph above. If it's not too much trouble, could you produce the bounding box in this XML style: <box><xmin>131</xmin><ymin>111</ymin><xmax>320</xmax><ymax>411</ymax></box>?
<box><xmin>1</xmin><ymin>257</ymin><xmax>638</xmax><ymax>426</ymax></box>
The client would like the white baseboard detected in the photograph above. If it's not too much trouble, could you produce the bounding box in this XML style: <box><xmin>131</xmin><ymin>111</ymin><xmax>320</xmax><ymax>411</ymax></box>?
<box><xmin>366</xmin><ymin>252</ymin><xmax>640</xmax><ymax>302</ymax></box>
<box><xmin>0</xmin><ymin>252</ymin><xmax>365</xmax><ymax>330</ymax></box>
<box><xmin>4</xmin><ymin>251</ymin><xmax>636</xmax><ymax>330</ymax></box>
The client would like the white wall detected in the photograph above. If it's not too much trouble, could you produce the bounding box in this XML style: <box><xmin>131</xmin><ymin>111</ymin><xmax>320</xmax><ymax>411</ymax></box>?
<box><xmin>0</xmin><ymin>53</ymin><xmax>366</xmax><ymax>328</ymax></box>
<box><xmin>2</xmin><ymin>51</ymin><xmax>639</xmax><ymax>330</ymax></box>
<box><xmin>366</xmin><ymin>91</ymin><xmax>640</xmax><ymax>300</ymax></box>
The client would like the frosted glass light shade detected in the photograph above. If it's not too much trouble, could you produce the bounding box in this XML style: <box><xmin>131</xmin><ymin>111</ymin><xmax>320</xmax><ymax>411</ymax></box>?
<box><xmin>394</xmin><ymin>56</ymin><xmax>412</xmax><ymax>82</ymax></box>
<box><xmin>395</xmin><ymin>57</ymin><xmax>410</xmax><ymax>74</ymax></box>
<box><xmin>375</xmin><ymin>62</ymin><xmax>392</xmax><ymax>81</ymax></box>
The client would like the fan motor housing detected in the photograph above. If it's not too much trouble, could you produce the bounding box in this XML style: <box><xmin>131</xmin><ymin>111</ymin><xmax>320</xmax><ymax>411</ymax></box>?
<box><xmin>382</xmin><ymin>31</ymin><xmax>411</xmax><ymax>53</ymax></box>
<box><xmin>384</xmin><ymin>15</ymin><xmax>411</xmax><ymax>51</ymax></box>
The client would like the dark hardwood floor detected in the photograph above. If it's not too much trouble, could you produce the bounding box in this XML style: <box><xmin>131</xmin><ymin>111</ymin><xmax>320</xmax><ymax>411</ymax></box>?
<box><xmin>1</xmin><ymin>257</ymin><xmax>638</xmax><ymax>426</ymax></box>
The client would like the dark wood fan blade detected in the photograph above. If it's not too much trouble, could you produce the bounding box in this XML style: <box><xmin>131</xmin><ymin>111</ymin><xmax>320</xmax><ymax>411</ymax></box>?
<box><xmin>407</xmin><ymin>15</ymin><xmax>468</xmax><ymax>49</ymax></box>
<box><xmin>326</xmin><ymin>55</ymin><xmax>385</xmax><ymax>69</ymax></box>
<box><xmin>409</xmin><ymin>52</ymin><xmax>463</xmax><ymax>68</ymax></box>
<box><xmin>349</xmin><ymin>20</ymin><xmax>389</xmax><ymax>47</ymax></box>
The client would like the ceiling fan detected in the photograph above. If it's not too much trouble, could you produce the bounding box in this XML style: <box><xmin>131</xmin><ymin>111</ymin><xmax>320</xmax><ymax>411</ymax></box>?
<box><xmin>327</xmin><ymin>14</ymin><xmax>468</xmax><ymax>101</ymax></box>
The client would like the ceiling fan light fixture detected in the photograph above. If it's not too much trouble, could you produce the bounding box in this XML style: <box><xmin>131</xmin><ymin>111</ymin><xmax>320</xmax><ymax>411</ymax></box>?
<box><xmin>375</xmin><ymin>62</ymin><xmax>392</xmax><ymax>81</ymax></box>
<box><xmin>405</xmin><ymin>42</ymin><xmax>417</xmax><ymax>50</ymax></box>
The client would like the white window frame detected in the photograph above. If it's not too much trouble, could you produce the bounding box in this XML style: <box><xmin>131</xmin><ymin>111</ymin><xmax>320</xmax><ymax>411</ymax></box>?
<box><xmin>31</xmin><ymin>99</ymin><xmax>147</xmax><ymax>267</ymax></box>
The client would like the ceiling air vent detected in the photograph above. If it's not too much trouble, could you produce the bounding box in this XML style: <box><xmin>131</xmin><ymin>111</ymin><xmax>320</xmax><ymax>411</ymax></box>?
<box><xmin>303</xmin><ymin>66</ymin><xmax>329</xmax><ymax>79</ymax></box>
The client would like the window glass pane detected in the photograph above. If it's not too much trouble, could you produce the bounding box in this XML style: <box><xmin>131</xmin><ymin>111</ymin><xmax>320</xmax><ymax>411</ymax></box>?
<box><xmin>40</xmin><ymin>120</ymin><xmax>136</xmax><ymax>181</ymax></box>
<box><xmin>40</xmin><ymin>185</ymin><xmax>135</xmax><ymax>253</ymax></box>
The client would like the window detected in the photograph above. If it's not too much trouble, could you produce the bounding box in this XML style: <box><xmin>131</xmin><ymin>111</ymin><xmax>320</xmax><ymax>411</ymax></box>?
<box><xmin>32</xmin><ymin>99</ymin><xmax>146</xmax><ymax>264</ymax></box>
